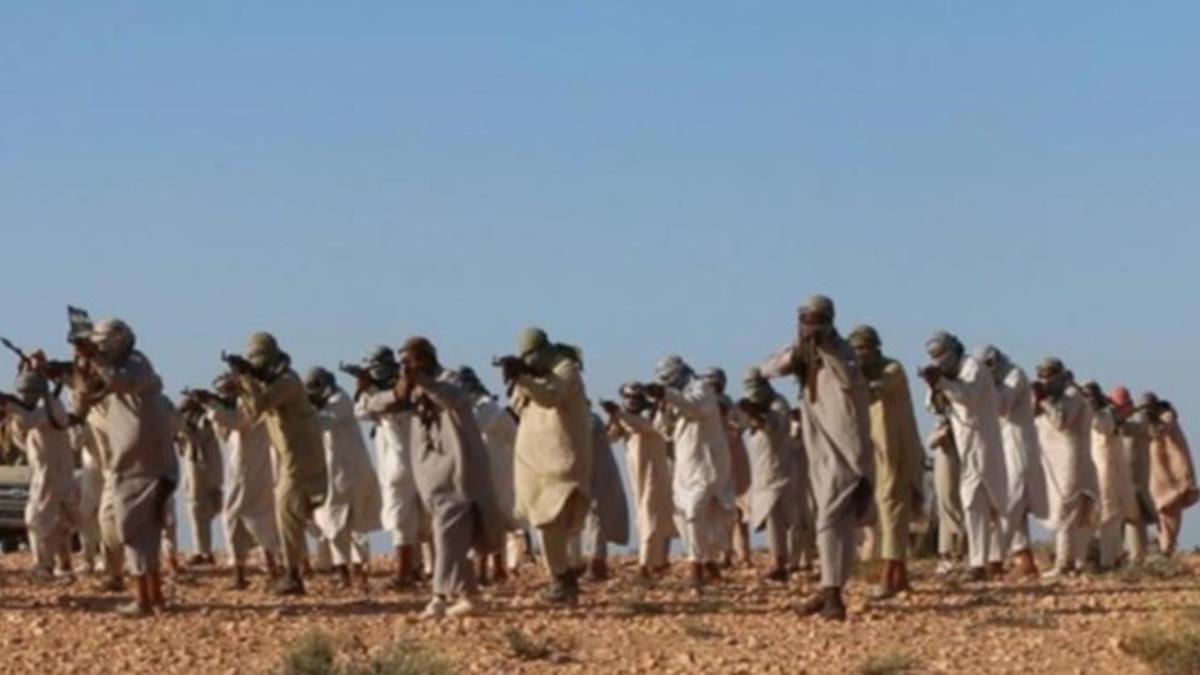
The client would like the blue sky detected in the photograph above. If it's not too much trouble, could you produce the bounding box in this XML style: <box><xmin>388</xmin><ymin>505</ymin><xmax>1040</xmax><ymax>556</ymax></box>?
<box><xmin>2</xmin><ymin>4</ymin><xmax>1197</xmax><ymax>548</ymax></box>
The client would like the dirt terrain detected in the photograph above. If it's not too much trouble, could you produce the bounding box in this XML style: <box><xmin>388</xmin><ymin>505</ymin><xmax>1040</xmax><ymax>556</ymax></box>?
<box><xmin>0</xmin><ymin>551</ymin><xmax>1196</xmax><ymax>674</ymax></box>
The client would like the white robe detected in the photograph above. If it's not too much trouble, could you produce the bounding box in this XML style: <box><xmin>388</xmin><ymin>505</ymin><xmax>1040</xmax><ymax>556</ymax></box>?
<box><xmin>746</xmin><ymin>398</ymin><xmax>797</xmax><ymax>532</ymax></box>
<box><xmin>206</xmin><ymin>402</ymin><xmax>280</xmax><ymax>552</ymax></box>
<box><xmin>1035</xmin><ymin>388</ymin><xmax>1099</xmax><ymax>530</ymax></box>
<box><xmin>471</xmin><ymin>394</ymin><xmax>520</xmax><ymax>528</ymax></box>
<box><xmin>313</xmin><ymin>389</ymin><xmax>383</xmax><ymax>539</ymax></box>
<box><xmin>663</xmin><ymin>379</ymin><xmax>736</xmax><ymax>519</ymax></box>
<box><xmin>355</xmin><ymin>389</ymin><xmax>423</xmax><ymax>545</ymax></box>
<box><xmin>934</xmin><ymin>357</ymin><xmax>1009</xmax><ymax>514</ymax></box>
<box><xmin>994</xmin><ymin>365</ymin><xmax>1050</xmax><ymax>521</ymax></box>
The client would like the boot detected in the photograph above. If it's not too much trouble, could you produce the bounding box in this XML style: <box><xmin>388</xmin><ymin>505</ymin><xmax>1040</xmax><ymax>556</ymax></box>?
<box><xmin>704</xmin><ymin>561</ymin><xmax>723</xmax><ymax>583</ymax></box>
<box><xmin>274</xmin><ymin>568</ymin><xmax>306</xmax><ymax>597</ymax></box>
<box><xmin>335</xmin><ymin>564</ymin><xmax>352</xmax><ymax>590</ymax></box>
<box><xmin>869</xmin><ymin>561</ymin><xmax>900</xmax><ymax>600</ymax></box>
<box><xmin>1010</xmin><ymin>550</ymin><xmax>1039</xmax><ymax>581</ymax></box>
<box><xmin>492</xmin><ymin>555</ymin><xmax>508</xmax><ymax>584</ymax></box>
<box><xmin>389</xmin><ymin>545</ymin><xmax>416</xmax><ymax>590</ymax></box>
<box><xmin>588</xmin><ymin>557</ymin><xmax>609</xmax><ymax>582</ymax></box>
<box><xmin>798</xmin><ymin>588</ymin><xmax>836</xmax><ymax>618</ymax></box>
<box><xmin>689</xmin><ymin>562</ymin><xmax>705</xmax><ymax>594</ymax></box>
<box><xmin>763</xmin><ymin>555</ymin><xmax>790</xmax><ymax>584</ymax></box>
<box><xmin>148</xmin><ymin>572</ymin><xmax>166</xmax><ymax>611</ymax></box>
<box><xmin>231</xmin><ymin>565</ymin><xmax>249</xmax><ymax>591</ymax></box>
<box><xmin>987</xmin><ymin>561</ymin><xmax>1005</xmax><ymax>579</ymax></box>
<box><xmin>895</xmin><ymin>561</ymin><xmax>911</xmax><ymax>593</ymax></box>
<box><xmin>117</xmin><ymin>575</ymin><xmax>153</xmax><ymax>618</ymax></box>
<box><xmin>544</xmin><ymin>573</ymin><xmax>577</xmax><ymax>606</ymax></box>
<box><xmin>821</xmin><ymin>587</ymin><xmax>847</xmax><ymax>622</ymax></box>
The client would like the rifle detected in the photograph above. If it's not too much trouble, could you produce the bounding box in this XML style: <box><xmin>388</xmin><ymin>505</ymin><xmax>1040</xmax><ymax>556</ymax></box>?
<box><xmin>0</xmin><ymin>338</ymin><xmax>31</xmax><ymax>371</ymax></box>
<box><xmin>491</xmin><ymin>355</ymin><xmax>528</xmax><ymax>382</ymax></box>
<box><xmin>221</xmin><ymin>351</ymin><xmax>264</xmax><ymax>381</ymax></box>
<box><xmin>338</xmin><ymin>361</ymin><xmax>370</xmax><ymax>381</ymax></box>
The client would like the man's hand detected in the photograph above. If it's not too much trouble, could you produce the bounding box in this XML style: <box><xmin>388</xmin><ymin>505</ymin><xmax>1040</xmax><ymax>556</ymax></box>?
<box><xmin>919</xmin><ymin>365</ymin><xmax>941</xmax><ymax>388</ymax></box>
<box><xmin>642</xmin><ymin>383</ymin><xmax>666</xmax><ymax>401</ymax></box>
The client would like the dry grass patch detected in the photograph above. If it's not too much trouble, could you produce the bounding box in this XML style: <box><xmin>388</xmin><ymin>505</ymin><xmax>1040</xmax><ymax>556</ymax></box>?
<box><xmin>1121</xmin><ymin>623</ymin><xmax>1200</xmax><ymax>675</ymax></box>
<box><xmin>857</xmin><ymin>652</ymin><xmax>921</xmax><ymax>675</ymax></box>
<box><xmin>276</xmin><ymin>631</ymin><xmax>455</xmax><ymax>675</ymax></box>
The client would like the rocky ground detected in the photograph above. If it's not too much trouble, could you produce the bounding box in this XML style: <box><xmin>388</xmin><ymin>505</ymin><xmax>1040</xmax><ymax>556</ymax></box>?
<box><xmin>0</xmin><ymin>551</ymin><xmax>1197</xmax><ymax>674</ymax></box>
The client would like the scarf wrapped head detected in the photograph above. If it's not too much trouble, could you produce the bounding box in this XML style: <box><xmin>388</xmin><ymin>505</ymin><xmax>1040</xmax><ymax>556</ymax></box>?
<box><xmin>799</xmin><ymin>294</ymin><xmax>835</xmax><ymax>321</ymax></box>
<box><xmin>517</xmin><ymin>327</ymin><xmax>550</xmax><ymax>359</ymax></box>
<box><xmin>366</xmin><ymin>345</ymin><xmax>399</xmax><ymax>385</ymax></box>
<box><xmin>303</xmin><ymin>366</ymin><xmax>336</xmax><ymax>402</ymax></box>
<box><xmin>458</xmin><ymin>366</ymin><xmax>489</xmax><ymax>397</ymax></box>
<box><xmin>925</xmin><ymin>330</ymin><xmax>964</xmax><ymax>374</ymax></box>
<box><xmin>847</xmin><ymin>324</ymin><xmax>881</xmax><ymax>349</ymax></box>
<box><xmin>656</xmin><ymin>354</ymin><xmax>692</xmax><ymax>389</ymax></box>
<box><xmin>400</xmin><ymin>336</ymin><xmax>440</xmax><ymax>372</ymax></box>
<box><xmin>245</xmin><ymin>331</ymin><xmax>281</xmax><ymax>370</ymax></box>
<box><xmin>702</xmin><ymin>367</ymin><xmax>728</xmax><ymax>395</ymax></box>
<box><xmin>1109</xmin><ymin>385</ymin><xmax>1133</xmax><ymax>413</ymax></box>
<box><xmin>90</xmin><ymin>318</ymin><xmax>136</xmax><ymax>364</ymax></box>
<box><xmin>742</xmin><ymin>367</ymin><xmax>775</xmax><ymax>404</ymax></box>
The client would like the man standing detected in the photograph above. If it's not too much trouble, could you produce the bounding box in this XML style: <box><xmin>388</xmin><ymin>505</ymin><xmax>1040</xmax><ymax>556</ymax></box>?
<box><xmin>738</xmin><ymin>369</ymin><xmax>799</xmax><ymax>583</ymax></box>
<box><xmin>504</xmin><ymin>327</ymin><xmax>593</xmax><ymax>606</ymax></box>
<box><xmin>761</xmin><ymin>295</ymin><xmax>874</xmax><ymax>621</ymax></box>
<box><xmin>648</xmin><ymin>355</ymin><xmax>735</xmax><ymax>594</ymax></box>
<box><xmin>1082</xmin><ymin>382</ymin><xmax>1138</xmax><ymax>570</ymax></box>
<box><xmin>977</xmin><ymin>345</ymin><xmax>1050</xmax><ymax>580</ymax></box>
<box><xmin>199</xmin><ymin>373</ymin><xmax>281</xmax><ymax>590</ymax></box>
<box><xmin>177</xmin><ymin>399</ymin><xmax>223</xmax><ymax>567</ymax></box>
<box><xmin>458</xmin><ymin>366</ymin><xmax>523</xmax><ymax>582</ymax></box>
<box><xmin>921</xmin><ymin>332</ymin><xmax>1008</xmax><ymax>581</ymax></box>
<box><xmin>74</xmin><ymin>319</ymin><xmax>179</xmax><ymax>616</ymax></box>
<box><xmin>703</xmin><ymin>368</ymin><xmax>752</xmax><ymax>567</ymax></box>
<box><xmin>1112</xmin><ymin>387</ymin><xmax>1156</xmax><ymax>564</ymax></box>
<box><xmin>602</xmin><ymin>384</ymin><xmax>676</xmax><ymax>579</ymax></box>
<box><xmin>229</xmin><ymin>332</ymin><xmax>328</xmax><ymax>596</ymax></box>
<box><xmin>927</xmin><ymin>413</ymin><xmax>967</xmax><ymax>575</ymax></box>
<box><xmin>1033</xmin><ymin>358</ymin><xmax>1098</xmax><ymax>577</ymax></box>
<box><xmin>848</xmin><ymin>325</ymin><xmax>924</xmax><ymax>600</ymax></box>
<box><xmin>579</xmin><ymin>411</ymin><xmax>631</xmax><ymax>581</ymax></box>
<box><xmin>1142</xmin><ymin>392</ymin><xmax>1198</xmax><ymax>557</ymax></box>
<box><xmin>354</xmin><ymin>346</ymin><xmax>424</xmax><ymax>589</ymax></box>
<box><xmin>398</xmin><ymin>338</ymin><xmax>505</xmax><ymax>618</ymax></box>
<box><xmin>306</xmin><ymin>367</ymin><xmax>383</xmax><ymax>591</ymax></box>
<box><xmin>1</xmin><ymin>372</ymin><xmax>79</xmax><ymax>580</ymax></box>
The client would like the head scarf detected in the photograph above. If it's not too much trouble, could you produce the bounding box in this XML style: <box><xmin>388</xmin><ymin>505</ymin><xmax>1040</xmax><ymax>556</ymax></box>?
<box><xmin>655</xmin><ymin>355</ymin><xmax>692</xmax><ymax>388</ymax></box>
<box><xmin>799</xmin><ymin>294</ymin><xmax>835</xmax><ymax>321</ymax></box>
<box><xmin>925</xmin><ymin>330</ymin><xmax>964</xmax><ymax>373</ymax></box>
<box><xmin>742</xmin><ymin>367</ymin><xmax>775</xmax><ymax>404</ymax></box>
<box><xmin>702</xmin><ymin>367</ymin><xmax>727</xmax><ymax>394</ymax></box>
<box><xmin>90</xmin><ymin>318</ymin><xmax>136</xmax><ymax>363</ymax></box>
<box><xmin>847</xmin><ymin>325</ymin><xmax>881</xmax><ymax>349</ymax></box>
<box><xmin>245</xmin><ymin>331</ymin><xmax>280</xmax><ymax>370</ymax></box>
<box><xmin>517</xmin><ymin>327</ymin><xmax>549</xmax><ymax>358</ymax></box>
<box><xmin>303</xmin><ymin>366</ymin><xmax>336</xmax><ymax>400</ymax></box>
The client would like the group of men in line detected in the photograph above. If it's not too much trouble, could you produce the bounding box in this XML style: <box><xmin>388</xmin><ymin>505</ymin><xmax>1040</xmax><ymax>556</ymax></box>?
<box><xmin>0</xmin><ymin>295</ymin><xmax>1194</xmax><ymax>622</ymax></box>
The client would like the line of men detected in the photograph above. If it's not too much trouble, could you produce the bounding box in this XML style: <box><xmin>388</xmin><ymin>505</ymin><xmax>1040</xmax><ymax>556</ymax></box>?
<box><xmin>0</xmin><ymin>295</ymin><xmax>1194</xmax><ymax>622</ymax></box>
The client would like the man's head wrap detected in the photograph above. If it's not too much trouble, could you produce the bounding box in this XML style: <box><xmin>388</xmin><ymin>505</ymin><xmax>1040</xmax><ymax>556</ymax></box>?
<box><xmin>925</xmin><ymin>330</ymin><xmax>964</xmax><ymax>372</ymax></box>
<box><xmin>799</xmin><ymin>295</ymin><xmax>835</xmax><ymax>321</ymax></box>
<box><xmin>458</xmin><ymin>366</ymin><xmax>488</xmax><ymax>396</ymax></box>
<box><xmin>655</xmin><ymin>355</ymin><xmax>692</xmax><ymax>387</ymax></box>
<box><xmin>245</xmin><ymin>331</ymin><xmax>281</xmax><ymax>369</ymax></box>
<box><xmin>847</xmin><ymin>325</ymin><xmax>881</xmax><ymax>349</ymax></box>
<box><xmin>517</xmin><ymin>327</ymin><xmax>550</xmax><ymax>358</ymax></box>
<box><xmin>702</xmin><ymin>367</ymin><xmax>727</xmax><ymax>393</ymax></box>
<box><xmin>303</xmin><ymin>367</ymin><xmax>336</xmax><ymax>395</ymax></box>
<box><xmin>90</xmin><ymin>318</ymin><xmax>136</xmax><ymax>361</ymax></box>
<box><xmin>400</xmin><ymin>336</ymin><xmax>439</xmax><ymax>368</ymax></box>
<box><xmin>742</xmin><ymin>367</ymin><xmax>774</xmax><ymax>404</ymax></box>
<box><xmin>1036</xmin><ymin>357</ymin><xmax>1066</xmax><ymax>381</ymax></box>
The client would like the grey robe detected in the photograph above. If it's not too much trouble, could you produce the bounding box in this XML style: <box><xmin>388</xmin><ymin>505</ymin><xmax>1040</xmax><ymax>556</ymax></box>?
<box><xmin>92</xmin><ymin>351</ymin><xmax>180</xmax><ymax>575</ymax></box>
<box><xmin>583</xmin><ymin>414</ymin><xmax>631</xmax><ymax>547</ymax></box>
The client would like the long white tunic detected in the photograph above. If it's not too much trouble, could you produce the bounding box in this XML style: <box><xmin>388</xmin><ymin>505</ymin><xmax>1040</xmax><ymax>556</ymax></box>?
<box><xmin>1090</xmin><ymin>406</ymin><xmax>1138</xmax><ymax>527</ymax></box>
<box><xmin>745</xmin><ymin>398</ymin><xmax>797</xmax><ymax>531</ymax></box>
<box><xmin>932</xmin><ymin>356</ymin><xmax>1008</xmax><ymax>513</ymax></box>
<box><xmin>356</xmin><ymin>389</ymin><xmax>422</xmax><ymax>543</ymax></box>
<box><xmin>1035</xmin><ymin>388</ymin><xmax>1099</xmax><ymax>529</ymax></box>
<box><xmin>471</xmin><ymin>394</ymin><xmax>520</xmax><ymax>528</ymax></box>
<box><xmin>314</xmin><ymin>389</ymin><xmax>383</xmax><ymax>538</ymax></box>
<box><xmin>662</xmin><ymin>379</ymin><xmax>735</xmax><ymax>519</ymax></box>
<box><xmin>610</xmin><ymin>409</ymin><xmax>677</xmax><ymax>544</ymax></box>
<box><xmin>3</xmin><ymin>399</ymin><xmax>79</xmax><ymax>537</ymax></box>
<box><xmin>994</xmin><ymin>365</ymin><xmax>1050</xmax><ymax>521</ymax></box>
<box><xmin>206</xmin><ymin>402</ymin><xmax>279</xmax><ymax>547</ymax></box>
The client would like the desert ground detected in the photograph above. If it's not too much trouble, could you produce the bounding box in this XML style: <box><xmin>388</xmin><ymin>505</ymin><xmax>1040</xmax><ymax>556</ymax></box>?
<box><xmin>0</xmin><ymin>550</ymin><xmax>1197</xmax><ymax>674</ymax></box>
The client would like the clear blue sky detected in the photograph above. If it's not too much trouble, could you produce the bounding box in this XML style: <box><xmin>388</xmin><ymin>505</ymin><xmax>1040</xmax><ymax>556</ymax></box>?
<box><xmin>2</xmin><ymin>4</ymin><xmax>1197</xmax><ymax>547</ymax></box>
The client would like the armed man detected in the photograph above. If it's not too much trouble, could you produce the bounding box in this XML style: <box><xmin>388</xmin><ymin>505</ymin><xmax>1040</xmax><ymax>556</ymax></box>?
<box><xmin>1141</xmin><ymin>392</ymin><xmax>1198</xmax><ymax>557</ymax></box>
<box><xmin>499</xmin><ymin>327</ymin><xmax>592</xmax><ymax>606</ymax></box>
<box><xmin>0</xmin><ymin>371</ymin><xmax>80</xmax><ymax>580</ymax></box>
<box><xmin>176</xmin><ymin>394</ymin><xmax>223</xmax><ymax>567</ymax></box>
<box><xmin>848</xmin><ymin>325</ymin><xmax>924</xmax><ymax>600</ymax></box>
<box><xmin>352</xmin><ymin>346</ymin><xmax>425</xmax><ymax>589</ymax></box>
<box><xmin>703</xmin><ymin>367</ymin><xmax>753</xmax><ymax>568</ymax></box>
<box><xmin>397</xmin><ymin>337</ymin><xmax>505</xmax><ymax>619</ymax></box>
<box><xmin>193</xmin><ymin>373</ymin><xmax>282</xmax><ymax>590</ymax></box>
<box><xmin>761</xmin><ymin>295</ymin><xmax>874</xmax><ymax>621</ymax></box>
<box><xmin>921</xmin><ymin>331</ymin><xmax>1008</xmax><ymax>581</ymax></box>
<box><xmin>306</xmin><ymin>367</ymin><xmax>383</xmax><ymax>591</ymax></box>
<box><xmin>227</xmin><ymin>332</ymin><xmax>328</xmax><ymax>596</ymax></box>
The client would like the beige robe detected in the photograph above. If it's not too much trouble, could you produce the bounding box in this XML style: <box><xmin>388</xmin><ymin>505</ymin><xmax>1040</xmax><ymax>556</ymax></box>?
<box><xmin>1148</xmin><ymin>410</ymin><xmax>1199</xmax><ymax>515</ymax></box>
<box><xmin>472</xmin><ymin>394</ymin><xmax>520</xmax><ymax>528</ymax></box>
<box><xmin>1090</xmin><ymin>407</ymin><xmax>1138</xmax><ymax>526</ymax></box>
<box><xmin>313</xmin><ymin>389</ymin><xmax>383</xmax><ymax>542</ymax></box>
<box><xmin>1035</xmin><ymin>389</ymin><xmax>1099</xmax><ymax>530</ymax></box>
<box><xmin>2</xmin><ymin>399</ymin><xmax>79</xmax><ymax>539</ymax></box>
<box><xmin>610</xmin><ymin>409</ymin><xmax>677</xmax><ymax>545</ymax></box>
<box><xmin>865</xmin><ymin>358</ymin><xmax>924</xmax><ymax>560</ymax></box>
<box><xmin>206</xmin><ymin>402</ymin><xmax>280</xmax><ymax>558</ymax></box>
<box><xmin>511</xmin><ymin>358</ymin><xmax>593</xmax><ymax>528</ymax></box>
